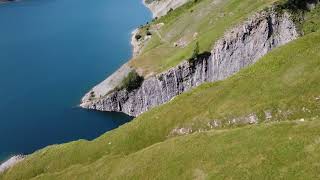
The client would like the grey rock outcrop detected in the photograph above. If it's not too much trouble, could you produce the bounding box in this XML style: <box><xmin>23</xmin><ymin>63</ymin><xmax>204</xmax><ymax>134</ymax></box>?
<box><xmin>81</xmin><ymin>9</ymin><xmax>298</xmax><ymax>117</ymax></box>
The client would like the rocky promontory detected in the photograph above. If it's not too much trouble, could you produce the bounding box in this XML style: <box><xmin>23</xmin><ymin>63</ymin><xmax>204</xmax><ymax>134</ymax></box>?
<box><xmin>81</xmin><ymin>8</ymin><xmax>298</xmax><ymax>117</ymax></box>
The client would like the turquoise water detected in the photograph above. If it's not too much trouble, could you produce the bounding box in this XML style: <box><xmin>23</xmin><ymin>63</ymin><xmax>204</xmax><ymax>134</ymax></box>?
<box><xmin>0</xmin><ymin>0</ymin><xmax>150</xmax><ymax>162</ymax></box>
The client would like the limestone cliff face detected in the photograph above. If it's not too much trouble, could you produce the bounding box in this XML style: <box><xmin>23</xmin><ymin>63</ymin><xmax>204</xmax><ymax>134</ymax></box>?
<box><xmin>144</xmin><ymin>0</ymin><xmax>190</xmax><ymax>17</ymax></box>
<box><xmin>81</xmin><ymin>9</ymin><xmax>298</xmax><ymax>117</ymax></box>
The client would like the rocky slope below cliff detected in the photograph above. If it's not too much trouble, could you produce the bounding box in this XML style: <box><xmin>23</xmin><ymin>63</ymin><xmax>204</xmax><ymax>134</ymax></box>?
<box><xmin>81</xmin><ymin>8</ymin><xmax>299</xmax><ymax>117</ymax></box>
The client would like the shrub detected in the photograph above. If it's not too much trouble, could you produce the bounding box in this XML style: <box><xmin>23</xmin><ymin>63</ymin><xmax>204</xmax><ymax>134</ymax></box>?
<box><xmin>276</xmin><ymin>0</ymin><xmax>318</xmax><ymax>12</ymax></box>
<box><xmin>146</xmin><ymin>30</ymin><xmax>152</xmax><ymax>36</ymax></box>
<box><xmin>274</xmin><ymin>0</ymin><xmax>319</xmax><ymax>33</ymax></box>
<box><xmin>135</xmin><ymin>34</ymin><xmax>142</xmax><ymax>41</ymax></box>
<box><xmin>120</xmin><ymin>70</ymin><xmax>144</xmax><ymax>92</ymax></box>
<box><xmin>188</xmin><ymin>42</ymin><xmax>200</xmax><ymax>64</ymax></box>
<box><xmin>303</xmin><ymin>3</ymin><xmax>320</xmax><ymax>34</ymax></box>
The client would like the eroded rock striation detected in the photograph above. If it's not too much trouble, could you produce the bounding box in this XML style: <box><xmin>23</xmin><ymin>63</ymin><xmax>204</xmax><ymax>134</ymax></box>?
<box><xmin>81</xmin><ymin>9</ymin><xmax>298</xmax><ymax>117</ymax></box>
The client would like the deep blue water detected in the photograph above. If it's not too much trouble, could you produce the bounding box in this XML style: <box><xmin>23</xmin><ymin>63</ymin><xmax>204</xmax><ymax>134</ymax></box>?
<box><xmin>0</xmin><ymin>0</ymin><xmax>150</xmax><ymax>162</ymax></box>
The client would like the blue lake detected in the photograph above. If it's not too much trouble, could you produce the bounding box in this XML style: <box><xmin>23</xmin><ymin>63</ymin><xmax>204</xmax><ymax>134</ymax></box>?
<box><xmin>0</xmin><ymin>0</ymin><xmax>150</xmax><ymax>162</ymax></box>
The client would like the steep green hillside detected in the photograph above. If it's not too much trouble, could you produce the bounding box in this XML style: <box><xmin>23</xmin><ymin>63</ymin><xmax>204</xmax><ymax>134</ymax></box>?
<box><xmin>1</xmin><ymin>16</ymin><xmax>320</xmax><ymax>179</ymax></box>
<box><xmin>38</xmin><ymin>119</ymin><xmax>320</xmax><ymax>179</ymax></box>
<box><xmin>131</xmin><ymin>0</ymin><xmax>278</xmax><ymax>75</ymax></box>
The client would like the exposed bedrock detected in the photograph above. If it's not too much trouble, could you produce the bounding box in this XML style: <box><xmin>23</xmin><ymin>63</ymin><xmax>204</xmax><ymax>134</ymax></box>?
<box><xmin>81</xmin><ymin>9</ymin><xmax>298</xmax><ymax>117</ymax></box>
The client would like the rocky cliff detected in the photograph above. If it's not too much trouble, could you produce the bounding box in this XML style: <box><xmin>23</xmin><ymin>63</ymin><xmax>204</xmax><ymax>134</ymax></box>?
<box><xmin>143</xmin><ymin>0</ymin><xmax>190</xmax><ymax>17</ymax></box>
<box><xmin>81</xmin><ymin>9</ymin><xmax>298</xmax><ymax>117</ymax></box>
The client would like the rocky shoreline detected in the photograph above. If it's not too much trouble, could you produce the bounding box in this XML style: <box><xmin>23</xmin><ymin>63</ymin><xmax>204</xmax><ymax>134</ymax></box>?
<box><xmin>1</xmin><ymin>1</ymin><xmax>174</xmax><ymax>174</ymax></box>
<box><xmin>80</xmin><ymin>27</ymin><xmax>148</xmax><ymax>104</ymax></box>
<box><xmin>81</xmin><ymin>0</ymin><xmax>184</xmax><ymax>106</ymax></box>
<box><xmin>0</xmin><ymin>155</ymin><xmax>25</xmax><ymax>174</ymax></box>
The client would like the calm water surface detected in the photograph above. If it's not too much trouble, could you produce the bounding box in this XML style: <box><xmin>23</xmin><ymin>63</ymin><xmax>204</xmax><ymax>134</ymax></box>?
<box><xmin>0</xmin><ymin>0</ymin><xmax>150</xmax><ymax>162</ymax></box>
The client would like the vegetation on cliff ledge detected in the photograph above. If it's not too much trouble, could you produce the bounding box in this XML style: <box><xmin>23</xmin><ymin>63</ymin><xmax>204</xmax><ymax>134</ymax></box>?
<box><xmin>119</xmin><ymin>70</ymin><xmax>144</xmax><ymax>92</ymax></box>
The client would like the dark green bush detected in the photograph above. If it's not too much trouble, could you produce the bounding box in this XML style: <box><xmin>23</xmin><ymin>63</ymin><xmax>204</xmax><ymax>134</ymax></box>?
<box><xmin>276</xmin><ymin>0</ymin><xmax>318</xmax><ymax>12</ymax></box>
<box><xmin>120</xmin><ymin>70</ymin><xmax>144</xmax><ymax>92</ymax></box>
<box><xmin>303</xmin><ymin>3</ymin><xmax>320</xmax><ymax>34</ymax></box>
<box><xmin>188</xmin><ymin>42</ymin><xmax>200</xmax><ymax>64</ymax></box>
<box><xmin>274</xmin><ymin>0</ymin><xmax>319</xmax><ymax>33</ymax></box>
<box><xmin>135</xmin><ymin>34</ymin><xmax>142</xmax><ymax>41</ymax></box>
<box><xmin>146</xmin><ymin>30</ymin><xmax>152</xmax><ymax>36</ymax></box>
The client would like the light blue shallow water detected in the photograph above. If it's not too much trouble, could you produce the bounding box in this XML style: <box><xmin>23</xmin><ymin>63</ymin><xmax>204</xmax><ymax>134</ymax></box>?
<box><xmin>0</xmin><ymin>0</ymin><xmax>150</xmax><ymax>162</ymax></box>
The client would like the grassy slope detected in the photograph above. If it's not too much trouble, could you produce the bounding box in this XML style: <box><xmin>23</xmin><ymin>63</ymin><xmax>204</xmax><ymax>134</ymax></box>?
<box><xmin>1</xmin><ymin>20</ymin><xmax>320</xmax><ymax>179</ymax></box>
<box><xmin>131</xmin><ymin>0</ymin><xmax>278</xmax><ymax>75</ymax></box>
<box><xmin>47</xmin><ymin>119</ymin><xmax>320</xmax><ymax>180</ymax></box>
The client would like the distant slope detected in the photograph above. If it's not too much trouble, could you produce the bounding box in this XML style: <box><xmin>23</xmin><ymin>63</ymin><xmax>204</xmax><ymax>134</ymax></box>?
<box><xmin>1</xmin><ymin>22</ymin><xmax>320</xmax><ymax>180</ymax></box>
<box><xmin>144</xmin><ymin>0</ymin><xmax>190</xmax><ymax>18</ymax></box>
<box><xmin>132</xmin><ymin>0</ymin><xmax>279</xmax><ymax>76</ymax></box>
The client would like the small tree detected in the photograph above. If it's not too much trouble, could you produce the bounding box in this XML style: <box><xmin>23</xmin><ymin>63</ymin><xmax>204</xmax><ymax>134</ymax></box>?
<box><xmin>121</xmin><ymin>70</ymin><xmax>144</xmax><ymax>92</ymax></box>
<box><xmin>193</xmin><ymin>42</ymin><xmax>200</xmax><ymax>58</ymax></box>
<box><xmin>189</xmin><ymin>41</ymin><xmax>200</xmax><ymax>63</ymax></box>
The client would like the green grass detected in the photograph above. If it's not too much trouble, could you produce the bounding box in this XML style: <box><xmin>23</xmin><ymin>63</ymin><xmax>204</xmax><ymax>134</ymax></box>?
<box><xmin>38</xmin><ymin>119</ymin><xmax>320</xmax><ymax>179</ymax></box>
<box><xmin>130</xmin><ymin>0</ymin><xmax>279</xmax><ymax>75</ymax></box>
<box><xmin>302</xmin><ymin>4</ymin><xmax>320</xmax><ymax>34</ymax></box>
<box><xmin>1</xmin><ymin>22</ymin><xmax>320</xmax><ymax>180</ymax></box>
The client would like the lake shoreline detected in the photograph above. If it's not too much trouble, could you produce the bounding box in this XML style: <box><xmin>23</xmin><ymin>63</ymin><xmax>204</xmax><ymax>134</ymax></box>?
<box><xmin>0</xmin><ymin>155</ymin><xmax>25</xmax><ymax>174</ymax></box>
<box><xmin>79</xmin><ymin>0</ymin><xmax>193</xmax><ymax>108</ymax></box>
<box><xmin>0</xmin><ymin>0</ymin><xmax>152</xmax><ymax>175</ymax></box>
<box><xmin>80</xmin><ymin>1</ymin><xmax>153</xmax><ymax>107</ymax></box>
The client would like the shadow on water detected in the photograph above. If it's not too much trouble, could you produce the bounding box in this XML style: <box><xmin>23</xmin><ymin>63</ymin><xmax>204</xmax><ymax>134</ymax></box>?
<box><xmin>79</xmin><ymin>108</ymin><xmax>134</xmax><ymax>134</ymax></box>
